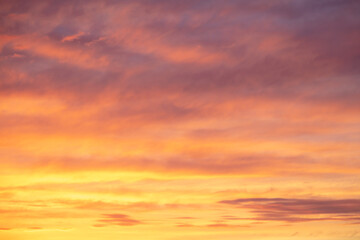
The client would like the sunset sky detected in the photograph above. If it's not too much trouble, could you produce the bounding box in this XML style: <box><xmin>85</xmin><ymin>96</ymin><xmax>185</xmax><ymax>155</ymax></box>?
<box><xmin>0</xmin><ymin>0</ymin><xmax>360</xmax><ymax>239</ymax></box>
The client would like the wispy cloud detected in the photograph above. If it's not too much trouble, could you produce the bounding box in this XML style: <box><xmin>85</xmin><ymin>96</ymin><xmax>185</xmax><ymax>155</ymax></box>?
<box><xmin>219</xmin><ymin>198</ymin><xmax>360</xmax><ymax>223</ymax></box>
<box><xmin>95</xmin><ymin>214</ymin><xmax>142</xmax><ymax>227</ymax></box>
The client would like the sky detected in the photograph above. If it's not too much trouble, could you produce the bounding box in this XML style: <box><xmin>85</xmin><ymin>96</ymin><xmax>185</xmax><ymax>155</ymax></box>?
<box><xmin>0</xmin><ymin>0</ymin><xmax>360</xmax><ymax>239</ymax></box>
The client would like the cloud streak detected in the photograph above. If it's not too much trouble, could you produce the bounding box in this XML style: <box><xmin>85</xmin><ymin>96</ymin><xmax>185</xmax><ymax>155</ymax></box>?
<box><xmin>219</xmin><ymin>198</ymin><xmax>360</xmax><ymax>223</ymax></box>
<box><xmin>95</xmin><ymin>214</ymin><xmax>142</xmax><ymax>227</ymax></box>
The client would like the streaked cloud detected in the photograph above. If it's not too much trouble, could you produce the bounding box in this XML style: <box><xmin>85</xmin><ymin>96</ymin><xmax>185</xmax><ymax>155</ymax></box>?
<box><xmin>219</xmin><ymin>198</ymin><xmax>360</xmax><ymax>223</ymax></box>
<box><xmin>95</xmin><ymin>214</ymin><xmax>142</xmax><ymax>227</ymax></box>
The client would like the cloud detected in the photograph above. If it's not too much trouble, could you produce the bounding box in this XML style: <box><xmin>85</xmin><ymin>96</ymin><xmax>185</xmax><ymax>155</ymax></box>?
<box><xmin>95</xmin><ymin>213</ymin><xmax>142</xmax><ymax>227</ymax></box>
<box><xmin>1</xmin><ymin>149</ymin><xmax>359</xmax><ymax>177</ymax></box>
<box><xmin>0</xmin><ymin>228</ymin><xmax>11</xmax><ymax>231</ymax></box>
<box><xmin>61</xmin><ymin>32</ymin><xmax>85</xmax><ymax>42</ymax></box>
<box><xmin>205</xmin><ymin>223</ymin><xmax>250</xmax><ymax>228</ymax></box>
<box><xmin>175</xmin><ymin>222</ymin><xmax>251</xmax><ymax>228</ymax></box>
<box><xmin>219</xmin><ymin>198</ymin><xmax>360</xmax><ymax>223</ymax></box>
<box><xmin>27</xmin><ymin>227</ymin><xmax>43</xmax><ymax>230</ymax></box>
<box><xmin>0</xmin><ymin>1</ymin><xmax>359</xmax><ymax>238</ymax></box>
